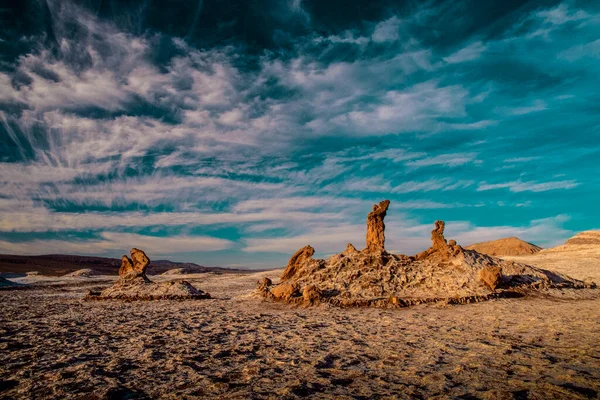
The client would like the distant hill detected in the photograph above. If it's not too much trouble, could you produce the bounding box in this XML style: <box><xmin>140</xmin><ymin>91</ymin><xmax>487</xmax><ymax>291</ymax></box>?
<box><xmin>500</xmin><ymin>230</ymin><xmax>600</xmax><ymax>283</ymax></box>
<box><xmin>465</xmin><ymin>237</ymin><xmax>542</xmax><ymax>257</ymax></box>
<box><xmin>0</xmin><ymin>254</ymin><xmax>249</xmax><ymax>276</ymax></box>
<box><xmin>542</xmin><ymin>230</ymin><xmax>600</xmax><ymax>253</ymax></box>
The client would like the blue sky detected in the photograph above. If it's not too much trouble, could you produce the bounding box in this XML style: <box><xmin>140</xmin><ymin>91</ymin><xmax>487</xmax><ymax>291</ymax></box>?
<box><xmin>0</xmin><ymin>0</ymin><xmax>599</xmax><ymax>268</ymax></box>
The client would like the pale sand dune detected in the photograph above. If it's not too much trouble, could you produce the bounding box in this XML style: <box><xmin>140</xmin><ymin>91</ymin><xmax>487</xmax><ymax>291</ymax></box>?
<box><xmin>1</xmin><ymin>270</ymin><xmax>599</xmax><ymax>399</ymax></box>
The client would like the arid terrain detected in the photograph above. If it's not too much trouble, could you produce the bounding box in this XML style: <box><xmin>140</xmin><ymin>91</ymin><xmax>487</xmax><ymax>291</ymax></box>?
<box><xmin>1</xmin><ymin>266</ymin><xmax>600</xmax><ymax>399</ymax></box>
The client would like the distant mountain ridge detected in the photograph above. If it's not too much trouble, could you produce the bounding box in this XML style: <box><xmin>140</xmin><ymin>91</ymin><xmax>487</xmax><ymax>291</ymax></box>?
<box><xmin>0</xmin><ymin>254</ymin><xmax>249</xmax><ymax>276</ymax></box>
<box><xmin>465</xmin><ymin>237</ymin><xmax>542</xmax><ymax>257</ymax></box>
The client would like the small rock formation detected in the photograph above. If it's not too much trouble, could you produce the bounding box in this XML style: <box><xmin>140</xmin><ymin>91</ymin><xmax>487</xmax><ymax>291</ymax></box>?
<box><xmin>86</xmin><ymin>248</ymin><xmax>210</xmax><ymax>301</ymax></box>
<box><xmin>119</xmin><ymin>249</ymin><xmax>151</xmax><ymax>283</ymax></box>
<box><xmin>281</xmin><ymin>245</ymin><xmax>315</xmax><ymax>281</ymax></box>
<box><xmin>259</xmin><ymin>200</ymin><xmax>592</xmax><ymax>308</ymax></box>
<box><xmin>415</xmin><ymin>220</ymin><xmax>463</xmax><ymax>261</ymax></box>
<box><xmin>365</xmin><ymin>200</ymin><xmax>390</xmax><ymax>253</ymax></box>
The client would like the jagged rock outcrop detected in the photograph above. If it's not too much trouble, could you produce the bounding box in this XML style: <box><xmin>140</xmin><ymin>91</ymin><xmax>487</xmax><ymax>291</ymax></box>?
<box><xmin>259</xmin><ymin>200</ymin><xmax>593</xmax><ymax>308</ymax></box>
<box><xmin>415</xmin><ymin>220</ymin><xmax>463</xmax><ymax>261</ymax></box>
<box><xmin>86</xmin><ymin>248</ymin><xmax>210</xmax><ymax>301</ymax></box>
<box><xmin>281</xmin><ymin>245</ymin><xmax>315</xmax><ymax>281</ymax></box>
<box><xmin>365</xmin><ymin>200</ymin><xmax>390</xmax><ymax>253</ymax></box>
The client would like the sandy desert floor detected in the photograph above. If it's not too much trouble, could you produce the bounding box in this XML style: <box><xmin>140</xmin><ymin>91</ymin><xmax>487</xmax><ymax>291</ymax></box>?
<box><xmin>1</xmin><ymin>270</ymin><xmax>600</xmax><ymax>400</ymax></box>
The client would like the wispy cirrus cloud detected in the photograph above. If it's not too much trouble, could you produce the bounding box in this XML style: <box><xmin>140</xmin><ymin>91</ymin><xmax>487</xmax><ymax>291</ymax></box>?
<box><xmin>0</xmin><ymin>0</ymin><xmax>598</xmax><ymax>267</ymax></box>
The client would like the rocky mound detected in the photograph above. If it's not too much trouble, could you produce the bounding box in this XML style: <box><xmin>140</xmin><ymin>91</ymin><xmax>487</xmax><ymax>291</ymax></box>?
<box><xmin>86</xmin><ymin>248</ymin><xmax>210</xmax><ymax>301</ymax></box>
<box><xmin>465</xmin><ymin>237</ymin><xmax>542</xmax><ymax>257</ymax></box>
<box><xmin>65</xmin><ymin>269</ymin><xmax>97</xmax><ymax>278</ymax></box>
<box><xmin>258</xmin><ymin>200</ymin><xmax>591</xmax><ymax>308</ymax></box>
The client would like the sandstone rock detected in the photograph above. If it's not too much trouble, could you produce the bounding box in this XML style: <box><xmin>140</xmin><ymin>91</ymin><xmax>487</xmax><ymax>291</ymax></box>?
<box><xmin>479</xmin><ymin>266</ymin><xmax>502</xmax><ymax>291</ymax></box>
<box><xmin>303</xmin><ymin>285</ymin><xmax>322</xmax><ymax>305</ymax></box>
<box><xmin>344</xmin><ymin>243</ymin><xmax>359</xmax><ymax>256</ymax></box>
<box><xmin>258</xmin><ymin>200</ymin><xmax>589</xmax><ymax>308</ymax></box>
<box><xmin>281</xmin><ymin>245</ymin><xmax>315</xmax><ymax>281</ymax></box>
<box><xmin>130</xmin><ymin>248</ymin><xmax>150</xmax><ymax>274</ymax></box>
<box><xmin>119</xmin><ymin>256</ymin><xmax>135</xmax><ymax>277</ymax></box>
<box><xmin>365</xmin><ymin>200</ymin><xmax>390</xmax><ymax>253</ymax></box>
<box><xmin>270</xmin><ymin>283</ymin><xmax>299</xmax><ymax>301</ymax></box>
<box><xmin>431</xmin><ymin>220</ymin><xmax>451</xmax><ymax>259</ymax></box>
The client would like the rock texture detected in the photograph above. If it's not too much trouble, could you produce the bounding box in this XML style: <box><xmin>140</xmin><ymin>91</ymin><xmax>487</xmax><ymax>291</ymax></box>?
<box><xmin>365</xmin><ymin>200</ymin><xmax>390</xmax><ymax>253</ymax></box>
<box><xmin>281</xmin><ymin>245</ymin><xmax>315</xmax><ymax>281</ymax></box>
<box><xmin>466</xmin><ymin>237</ymin><xmax>542</xmax><ymax>257</ymax></box>
<box><xmin>259</xmin><ymin>200</ymin><xmax>592</xmax><ymax>308</ymax></box>
<box><xmin>87</xmin><ymin>248</ymin><xmax>210</xmax><ymax>301</ymax></box>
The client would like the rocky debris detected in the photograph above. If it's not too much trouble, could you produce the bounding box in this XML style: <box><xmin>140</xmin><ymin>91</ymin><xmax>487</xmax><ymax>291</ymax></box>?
<box><xmin>259</xmin><ymin>200</ymin><xmax>591</xmax><ymax>308</ymax></box>
<box><xmin>86</xmin><ymin>248</ymin><xmax>210</xmax><ymax>301</ymax></box>
<box><xmin>466</xmin><ymin>237</ymin><xmax>542</xmax><ymax>257</ymax></box>
<box><xmin>281</xmin><ymin>245</ymin><xmax>315</xmax><ymax>281</ymax></box>
<box><xmin>365</xmin><ymin>200</ymin><xmax>390</xmax><ymax>253</ymax></box>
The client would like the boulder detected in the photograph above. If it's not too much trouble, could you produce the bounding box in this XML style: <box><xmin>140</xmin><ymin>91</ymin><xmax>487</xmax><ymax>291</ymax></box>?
<box><xmin>479</xmin><ymin>266</ymin><xmax>503</xmax><ymax>291</ymax></box>
<box><xmin>281</xmin><ymin>245</ymin><xmax>315</xmax><ymax>281</ymax></box>
<box><xmin>270</xmin><ymin>283</ymin><xmax>299</xmax><ymax>301</ymax></box>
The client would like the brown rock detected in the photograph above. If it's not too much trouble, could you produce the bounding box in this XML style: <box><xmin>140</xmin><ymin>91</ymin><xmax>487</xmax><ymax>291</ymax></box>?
<box><xmin>119</xmin><ymin>255</ymin><xmax>135</xmax><ymax>277</ymax></box>
<box><xmin>130</xmin><ymin>248</ymin><xmax>150</xmax><ymax>274</ymax></box>
<box><xmin>303</xmin><ymin>285</ymin><xmax>322</xmax><ymax>304</ymax></box>
<box><xmin>365</xmin><ymin>200</ymin><xmax>390</xmax><ymax>253</ymax></box>
<box><xmin>448</xmin><ymin>240</ymin><xmax>457</xmax><ymax>246</ymax></box>
<box><xmin>281</xmin><ymin>245</ymin><xmax>315</xmax><ymax>281</ymax></box>
<box><xmin>479</xmin><ymin>266</ymin><xmax>502</xmax><ymax>291</ymax></box>
<box><xmin>270</xmin><ymin>283</ymin><xmax>299</xmax><ymax>301</ymax></box>
<box><xmin>344</xmin><ymin>243</ymin><xmax>359</xmax><ymax>256</ymax></box>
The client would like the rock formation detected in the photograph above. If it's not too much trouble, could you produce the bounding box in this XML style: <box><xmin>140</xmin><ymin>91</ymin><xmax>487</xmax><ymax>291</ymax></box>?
<box><xmin>365</xmin><ymin>200</ymin><xmax>390</xmax><ymax>253</ymax></box>
<box><xmin>86</xmin><ymin>248</ymin><xmax>210</xmax><ymax>301</ymax></box>
<box><xmin>118</xmin><ymin>249</ymin><xmax>150</xmax><ymax>282</ymax></box>
<box><xmin>259</xmin><ymin>200</ymin><xmax>593</xmax><ymax>308</ymax></box>
<box><xmin>281</xmin><ymin>245</ymin><xmax>315</xmax><ymax>281</ymax></box>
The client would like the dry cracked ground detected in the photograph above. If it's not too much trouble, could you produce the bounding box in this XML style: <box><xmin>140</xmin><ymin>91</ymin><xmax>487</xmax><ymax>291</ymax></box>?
<box><xmin>1</xmin><ymin>271</ymin><xmax>599</xmax><ymax>400</ymax></box>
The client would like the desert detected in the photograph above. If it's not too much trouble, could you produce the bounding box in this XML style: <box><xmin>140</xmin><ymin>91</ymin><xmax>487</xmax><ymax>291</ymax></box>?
<box><xmin>2</xmin><ymin>201</ymin><xmax>599</xmax><ymax>399</ymax></box>
<box><xmin>2</xmin><ymin>0</ymin><xmax>600</xmax><ymax>398</ymax></box>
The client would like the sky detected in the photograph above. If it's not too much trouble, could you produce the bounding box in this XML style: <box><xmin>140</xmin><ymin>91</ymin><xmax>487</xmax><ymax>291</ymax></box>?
<box><xmin>0</xmin><ymin>0</ymin><xmax>599</xmax><ymax>268</ymax></box>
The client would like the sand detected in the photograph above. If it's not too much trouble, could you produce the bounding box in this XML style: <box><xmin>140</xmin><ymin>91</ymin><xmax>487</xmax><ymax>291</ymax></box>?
<box><xmin>1</xmin><ymin>270</ymin><xmax>599</xmax><ymax>399</ymax></box>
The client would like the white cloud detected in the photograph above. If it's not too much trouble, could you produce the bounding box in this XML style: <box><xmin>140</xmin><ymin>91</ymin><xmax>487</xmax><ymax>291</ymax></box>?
<box><xmin>477</xmin><ymin>179</ymin><xmax>579</xmax><ymax>192</ymax></box>
<box><xmin>0</xmin><ymin>232</ymin><xmax>233</xmax><ymax>256</ymax></box>
<box><xmin>444</xmin><ymin>41</ymin><xmax>487</xmax><ymax>64</ymax></box>
<box><xmin>372</xmin><ymin>16</ymin><xmax>402</xmax><ymax>42</ymax></box>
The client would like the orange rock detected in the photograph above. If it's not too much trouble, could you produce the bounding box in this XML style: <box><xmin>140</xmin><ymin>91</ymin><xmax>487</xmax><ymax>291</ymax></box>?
<box><xmin>303</xmin><ymin>285</ymin><xmax>322</xmax><ymax>304</ymax></box>
<box><xmin>365</xmin><ymin>200</ymin><xmax>390</xmax><ymax>253</ymax></box>
<box><xmin>479</xmin><ymin>266</ymin><xmax>502</xmax><ymax>291</ymax></box>
<box><xmin>130</xmin><ymin>248</ymin><xmax>150</xmax><ymax>274</ymax></box>
<box><xmin>281</xmin><ymin>245</ymin><xmax>315</xmax><ymax>281</ymax></box>
<box><xmin>270</xmin><ymin>283</ymin><xmax>299</xmax><ymax>301</ymax></box>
